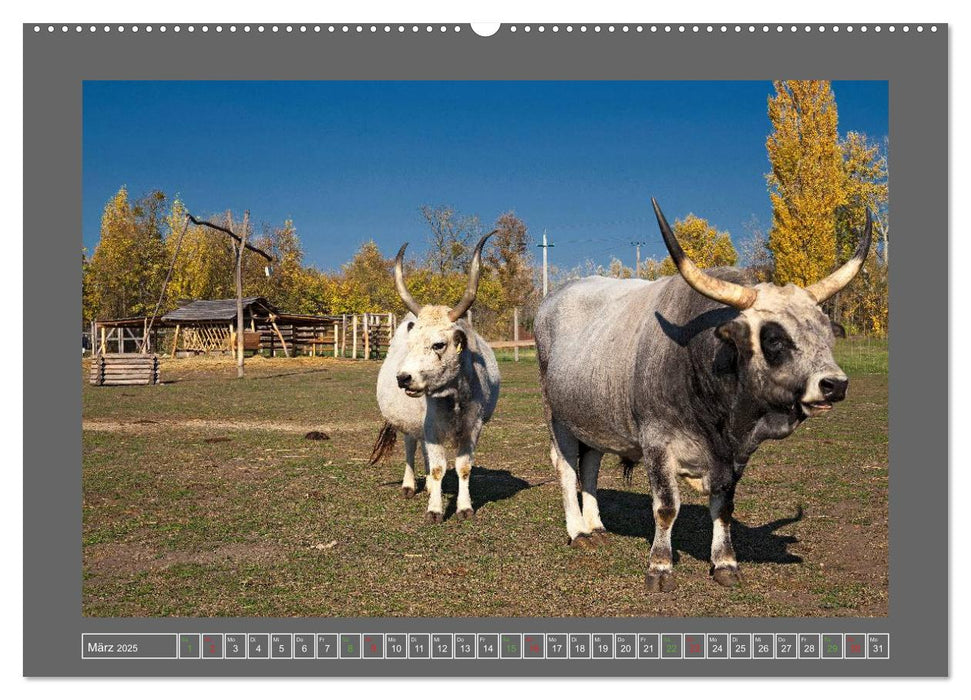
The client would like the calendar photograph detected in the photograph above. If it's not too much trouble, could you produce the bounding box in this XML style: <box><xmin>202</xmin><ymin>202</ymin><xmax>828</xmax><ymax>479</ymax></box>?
<box><xmin>81</xmin><ymin>78</ymin><xmax>889</xmax><ymax>618</ymax></box>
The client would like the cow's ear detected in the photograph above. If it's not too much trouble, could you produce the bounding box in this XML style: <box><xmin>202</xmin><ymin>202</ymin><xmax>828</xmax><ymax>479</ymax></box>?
<box><xmin>830</xmin><ymin>320</ymin><xmax>846</xmax><ymax>338</ymax></box>
<box><xmin>715</xmin><ymin>318</ymin><xmax>749</xmax><ymax>347</ymax></box>
<box><xmin>452</xmin><ymin>328</ymin><xmax>467</xmax><ymax>354</ymax></box>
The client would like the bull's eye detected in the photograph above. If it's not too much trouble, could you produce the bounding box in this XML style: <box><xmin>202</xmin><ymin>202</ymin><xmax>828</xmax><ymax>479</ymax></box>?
<box><xmin>431</xmin><ymin>341</ymin><xmax>447</xmax><ymax>352</ymax></box>
<box><xmin>759</xmin><ymin>322</ymin><xmax>794</xmax><ymax>367</ymax></box>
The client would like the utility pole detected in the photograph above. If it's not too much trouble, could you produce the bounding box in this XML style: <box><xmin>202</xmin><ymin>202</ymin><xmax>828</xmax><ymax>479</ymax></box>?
<box><xmin>630</xmin><ymin>240</ymin><xmax>647</xmax><ymax>278</ymax></box>
<box><xmin>538</xmin><ymin>230</ymin><xmax>555</xmax><ymax>297</ymax></box>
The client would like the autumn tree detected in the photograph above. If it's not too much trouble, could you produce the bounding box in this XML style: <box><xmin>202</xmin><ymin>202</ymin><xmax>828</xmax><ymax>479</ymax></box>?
<box><xmin>766</xmin><ymin>80</ymin><xmax>847</xmax><ymax>287</ymax></box>
<box><xmin>832</xmin><ymin>131</ymin><xmax>889</xmax><ymax>335</ymax></box>
<box><xmin>736</xmin><ymin>216</ymin><xmax>775</xmax><ymax>282</ymax></box>
<box><xmin>605</xmin><ymin>257</ymin><xmax>635</xmax><ymax>279</ymax></box>
<box><xmin>638</xmin><ymin>258</ymin><xmax>664</xmax><ymax>281</ymax></box>
<box><xmin>765</xmin><ymin>82</ymin><xmax>889</xmax><ymax>335</ymax></box>
<box><xmin>658</xmin><ymin>214</ymin><xmax>738</xmax><ymax>277</ymax></box>
<box><xmin>336</xmin><ymin>241</ymin><xmax>399</xmax><ymax>313</ymax></box>
<box><xmin>83</xmin><ymin>186</ymin><xmax>168</xmax><ymax>321</ymax></box>
<box><xmin>164</xmin><ymin>200</ymin><xmax>236</xmax><ymax>304</ymax></box>
<box><xmin>486</xmin><ymin>212</ymin><xmax>534</xmax><ymax>308</ymax></box>
<box><xmin>419</xmin><ymin>204</ymin><xmax>482</xmax><ymax>275</ymax></box>
<box><xmin>838</xmin><ymin>131</ymin><xmax>889</xmax><ymax>262</ymax></box>
<box><xmin>250</xmin><ymin>219</ymin><xmax>306</xmax><ymax>312</ymax></box>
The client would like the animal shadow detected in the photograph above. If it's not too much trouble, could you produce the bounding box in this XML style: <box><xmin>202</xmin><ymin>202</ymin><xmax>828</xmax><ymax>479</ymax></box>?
<box><xmin>440</xmin><ymin>465</ymin><xmax>531</xmax><ymax>521</ymax></box>
<box><xmin>597</xmin><ymin>489</ymin><xmax>803</xmax><ymax>565</ymax></box>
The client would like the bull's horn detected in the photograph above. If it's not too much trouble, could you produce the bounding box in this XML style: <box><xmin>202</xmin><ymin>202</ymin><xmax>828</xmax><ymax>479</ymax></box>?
<box><xmin>651</xmin><ymin>198</ymin><xmax>757</xmax><ymax>310</ymax></box>
<box><xmin>804</xmin><ymin>208</ymin><xmax>873</xmax><ymax>304</ymax></box>
<box><xmin>394</xmin><ymin>243</ymin><xmax>423</xmax><ymax>316</ymax></box>
<box><xmin>448</xmin><ymin>230</ymin><xmax>496</xmax><ymax>322</ymax></box>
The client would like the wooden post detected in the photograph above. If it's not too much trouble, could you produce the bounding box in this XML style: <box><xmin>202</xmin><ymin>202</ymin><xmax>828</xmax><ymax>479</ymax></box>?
<box><xmin>513</xmin><ymin>306</ymin><xmax>520</xmax><ymax>362</ymax></box>
<box><xmin>117</xmin><ymin>327</ymin><xmax>125</xmax><ymax>354</ymax></box>
<box><xmin>270</xmin><ymin>319</ymin><xmax>290</xmax><ymax>357</ymax></box>
<box><xmin>333</xmin><ymin>322</ymin><xmax>339</xmax><ymax>357</ymax></box>
<box><xmin>229</xmin><ymin>323</ymin><xmax>236</xmax><ymax>359</ymax></box>
<box><xmin>171</xmin><ymin>324</ymin><xmax>180</xmax><ymax>357</ymax></box>
<box><xmin>352</xmin><ymin>315</ymin><xmax>358</xmax><ymax>360</ymax></box>
<box><xmin>142</xmin><ymin>317</ymin><xmax>149</xmax><ymax>353</ymax></box>
<box><xmin>100</xmin><ymin>325</ymin><xmax>106</xmax><ymax>355</ymax></box>
<box><xmin>363</xmin><ymin>313</ymin><xmax>370</xmax><ymax>360</ymax></box>
<box><xmin>341</xmin><ymin>314</ymin><xmax>347</xmax><ymax>357</ymax></box>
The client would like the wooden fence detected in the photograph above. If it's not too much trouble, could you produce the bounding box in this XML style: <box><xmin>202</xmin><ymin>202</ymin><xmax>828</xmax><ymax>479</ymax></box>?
<box><xmin>257</xmin><ymin>313</ymin><xmax>398</xmax><ymax>359</ymax></box>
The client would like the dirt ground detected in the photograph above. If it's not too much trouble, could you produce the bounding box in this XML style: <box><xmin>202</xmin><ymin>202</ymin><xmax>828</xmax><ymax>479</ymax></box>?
<box><xmin>82</xmin><ymin>352</ymin><xmax>888</xmax><ymax>618</ymax></box>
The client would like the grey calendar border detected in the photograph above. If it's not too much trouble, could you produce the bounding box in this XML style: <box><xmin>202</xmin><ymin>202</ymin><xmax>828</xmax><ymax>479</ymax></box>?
<box><xmin>23</xmin><ymin>23</ymin><xmax>947</xmax><ymax>677</ymax></box>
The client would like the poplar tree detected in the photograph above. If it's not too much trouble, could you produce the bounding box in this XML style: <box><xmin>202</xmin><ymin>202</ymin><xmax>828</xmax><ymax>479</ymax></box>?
<box><xmin>766</xmin><ymin>80</ymin><xmax>846</xmax><ymax>287</ymax></box>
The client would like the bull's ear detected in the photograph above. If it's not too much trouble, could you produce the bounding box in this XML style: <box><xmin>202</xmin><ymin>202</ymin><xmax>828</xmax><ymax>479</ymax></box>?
<box><xmin>452</xmin><ymin>328</ymin><xmax>467</xmax><ymax>354</ymax></box>
<box><xmin>715</xmin><ymin>318</ymin><xmax>749</xmax><ymax>347</ymax></box>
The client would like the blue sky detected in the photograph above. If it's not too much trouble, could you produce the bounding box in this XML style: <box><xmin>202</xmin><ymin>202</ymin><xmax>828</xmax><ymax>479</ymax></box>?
<box><xmin>83</xmin><ymin>80</ymin><xmax>888</xmax><ymax>272</ymax></box>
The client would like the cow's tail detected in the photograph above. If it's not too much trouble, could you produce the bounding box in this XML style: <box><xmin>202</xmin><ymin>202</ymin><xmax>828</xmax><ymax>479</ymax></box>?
<box><xmin>620</xmin><ymin>457</ymin><xmax>636</xmax><ymax>485</ymax></box>
<box><xmin>368</xmin><ymin>422</ymin><xmax>398</xmax><ymax>465</ymax></box>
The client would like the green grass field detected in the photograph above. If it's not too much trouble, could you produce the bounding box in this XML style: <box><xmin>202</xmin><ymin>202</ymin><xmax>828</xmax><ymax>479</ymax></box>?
<box><xmin>82</xmin><ymin>340</ymin><xmax>888</xmax><ymax>618</ymax></box>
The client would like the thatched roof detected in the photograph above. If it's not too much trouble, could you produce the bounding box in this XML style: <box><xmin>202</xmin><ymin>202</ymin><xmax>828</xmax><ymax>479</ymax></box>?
<box><xmin>161</xmin><ymin>297</ymin><xmax>278</xmax><ymax>323</ymax></box>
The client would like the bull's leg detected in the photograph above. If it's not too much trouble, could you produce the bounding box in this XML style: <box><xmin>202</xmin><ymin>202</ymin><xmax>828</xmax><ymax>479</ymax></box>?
<box><xmin>579</xmin><ymin>447</ymin><xmax>608</xmax><ymax>542</ymax></box>
<box><xmin>709</xmin><ymin>476</ymin><xmax>742</xmax><ymax>587</ymax></box>
<box><xmin>549</xmin><ymin>422</ymin><xmax>594</xmax><ymax>549</ymax></box>
<box><xmin>401</xmin><ymin>435</ymin><xmax>418</xmax><ymax>499</ymax></box>
<box><xmin>454</xmin><ymin>442</ymin><xmax>475</xmax><ymax>520</ymax></box>
<box><xmin>423</xmin><ymin>441</ymin><xmax>448</xmax><ymax>524</ymax></box>
<box><xmin>420</xmin><ymin>441</ymin><xmax>430</xmax><ymax>476</ymax></box>
<box><xmin>644</xmin><ymin>445</ymin><xmax>680</xmax><ymax>592</ymax></box>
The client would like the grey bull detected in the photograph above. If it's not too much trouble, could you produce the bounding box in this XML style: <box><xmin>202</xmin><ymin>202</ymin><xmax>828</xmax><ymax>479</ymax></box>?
<box><xmin>370</xmin><ymin>233</ymin><xmax>500</xmax><ymax>522</ymax></box>
<box><xmin>534</xmin><ymin>198</ymin><xmax>871</xmax><ymax>590</ymax></box>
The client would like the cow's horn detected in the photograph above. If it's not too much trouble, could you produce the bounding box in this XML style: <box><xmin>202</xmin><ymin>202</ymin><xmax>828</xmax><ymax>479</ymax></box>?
<box><xmin>448</xmin><ymin>230</ymin><xmax>496</xmax><ymax>322</ymax></box>
<box><xmin>804</xmin><ymin>208</ymin><xmax>873</xmax><ymax>304</ymax></box>
<box><xmin>651</xmin><ymin>198</ymin><xmax>757</xmax><ymax>310</ymax></box>
<box><xmin>394</xmin><ymin>243</ymin><xmax>423</xmax><ymax>316</ymax></box>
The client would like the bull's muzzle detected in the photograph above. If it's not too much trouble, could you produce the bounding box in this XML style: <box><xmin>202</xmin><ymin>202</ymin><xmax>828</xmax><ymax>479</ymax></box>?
<box><xmin>803</xmin><ymin>375</ymin><xmax>849</xmax><ymax>416</ymax></box>
<box><xmin>818</xmin><ymin>376</ymin><xmax>849</xmax><ymax>403</ymax></box>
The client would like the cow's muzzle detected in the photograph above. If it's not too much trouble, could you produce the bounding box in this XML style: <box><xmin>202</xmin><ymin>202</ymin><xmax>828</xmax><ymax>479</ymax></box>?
<box><xmin>802</xmin><ymin>375</ymin><xmax>848</xmax><ymax>416</ymax></box>
<box><xmin>396</xmin><ymin>372</ymin><xmax>424</xmax><ymax>397</ymax></box>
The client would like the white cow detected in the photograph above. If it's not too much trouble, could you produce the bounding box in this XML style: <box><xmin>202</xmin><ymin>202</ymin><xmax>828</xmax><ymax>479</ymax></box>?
<box><xmin>370</xmin><ymin>233</ymin><xmax>501</xmax><ymax>522</ymax></box>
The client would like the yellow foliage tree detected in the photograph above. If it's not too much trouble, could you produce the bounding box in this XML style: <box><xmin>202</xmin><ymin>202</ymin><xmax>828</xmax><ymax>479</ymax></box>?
<box><xmin>336</xmin><ymin>241</ymin><xmax>400</xmax><ymax>313</ymax></box>
<box><xmin>83</xmin><ymin>187</ymin><xmax>168</xmax><ymax>322</ymax></box>
<box><xmin>658</xmin><ymin>214</ymin><xmax>738</xmax><ymax>277</ymax></box>
<box><xmin>164</xmin><ymin>200</ymin><xmax>237</xmax><ymax>304</ymax></box>
<box><xmin>838</xmin><ymin>131</ymin><xmax>888</xmax><ymax>259</ymax></box>
<box><xmin>766</xmin><ymin>80</ymin><xmax>847</xmax><ymax>287</ymax></box>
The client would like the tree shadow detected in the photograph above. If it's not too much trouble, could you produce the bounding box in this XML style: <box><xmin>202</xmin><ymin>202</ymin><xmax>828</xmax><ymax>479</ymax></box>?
<box><xmin>597</xmin><ymin>489</ymin><xmax>803</xmax><ymax>565</ymax></box>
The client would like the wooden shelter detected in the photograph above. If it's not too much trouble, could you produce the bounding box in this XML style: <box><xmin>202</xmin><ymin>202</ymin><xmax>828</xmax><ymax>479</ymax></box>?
<box><xmin>162</xmin><ymin>297</ymin><xmax>285</xmax><ymax>357</ymax></box>
<box><xmin>92</xmin><ymin>301</ymin><xmax>398</xmax><ymax>359</ymax></box>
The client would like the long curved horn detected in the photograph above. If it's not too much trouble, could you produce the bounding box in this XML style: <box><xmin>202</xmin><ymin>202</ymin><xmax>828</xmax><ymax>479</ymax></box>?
<box><xmin>804</xmin><ymin>208</ymin><xmax>873</xmax><ymax>304</ymax></box>
<box><xmin>394</xmin><ymin>243</ymin><xmax>423</xmax><ymax>316</ymax></box>
<box><xmin>448</xmin><ymin>230</ymin><xmax>496</xmax><ymax>322</ymax></box>
<box><xmin>651</xmin><ymin>198</ymin><xmax>757</xmax><ymax>310</ymax></box>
